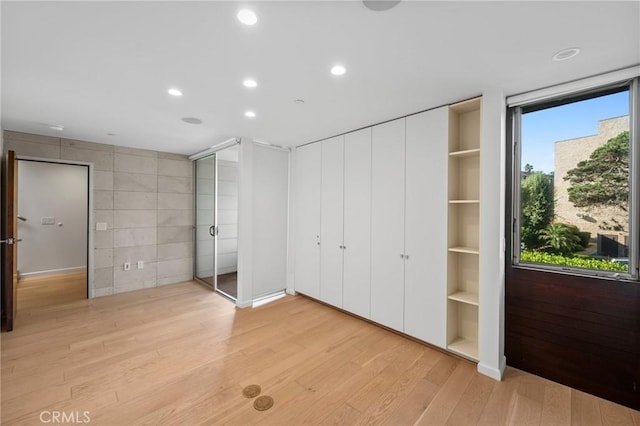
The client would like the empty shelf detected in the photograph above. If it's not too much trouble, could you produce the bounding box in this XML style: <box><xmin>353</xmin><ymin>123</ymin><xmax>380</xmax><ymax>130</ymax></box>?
<box><xmin>448</xmin><ymin>246</ymin><xmax>480</xmax><ymax>255</ymax></box>
<box><xmin>448</xmin><ymin>291</ymin><xmax>479</xmax><ymax>306</ymax></box>
<box><xmin>449</xmin><ymin>148</ymin><xmax>480</xmax><ymax>158</ymax></box>
<box><xmin>449</xmin><ymin>200</ymin><xmax>480</xmax><ymax>204</ymax></box>
<box><xmin>448</xmin><ymin>337</ymin><xmax>478</xmax><ymax>361</ymax></box>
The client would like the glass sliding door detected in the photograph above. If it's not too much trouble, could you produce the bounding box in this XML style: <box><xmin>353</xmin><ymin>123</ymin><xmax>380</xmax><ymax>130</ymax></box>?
<box><xmin>195</xmin><ymin>154</ymin><xmax>217</xmax><ymax>289</ymax></box>
<box><xmin>194</xmin><ymin>145</ymin><xmax>239</xmax><ymax>300</ymax></box>
<box><xmin>214</xmin><ymin>146</ymin><xmax>239</xmax><ymax>299</ymax></box>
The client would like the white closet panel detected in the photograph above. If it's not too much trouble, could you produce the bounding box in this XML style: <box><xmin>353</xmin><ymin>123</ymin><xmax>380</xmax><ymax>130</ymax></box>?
<box><xmin>343</xmin><ymin>128</ymin><xmax>372</xmax><ymax>319</ymax></box>
<box><xmin>252</xmin><ymin>145</ymin><xmax>289</xmax><ymax>299</ymax></box>
<box><xmin>294</xmin><ymin>143</ymin><xmax>322</xmax><ymax>298</ymax></box>
<box><xmin>320</xmin><ymin>136</ymin><xmax>344</xmax><ymax>308</ymax></box>
<box><xmin>404</xmin><ymin>107</ymin><xmax>448</xmax><ymax>348</ymax></box>
<box><xmin>371</xmin><ymin>118</ymin><xmax>406</xmax><ymax>331</ymax></box>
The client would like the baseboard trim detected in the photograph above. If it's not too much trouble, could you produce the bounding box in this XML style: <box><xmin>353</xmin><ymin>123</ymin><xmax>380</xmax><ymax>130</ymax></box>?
<box><xmin>477</xmin><ymin>356</ymin><xmax>507</xmax><ymax>381</ymax></box>
<box><xmin>235</xmin><ymin>299</ymin><xmax>252</xmax><ymax>309</ymax></box>
<box><xmin>19</xmin><ymin>266</ymin><xmax>87</xmax><ymax>279</ymax></box>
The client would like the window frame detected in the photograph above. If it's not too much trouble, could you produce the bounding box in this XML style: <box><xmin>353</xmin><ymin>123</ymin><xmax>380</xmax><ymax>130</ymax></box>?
<box><xmin>510</xmin><ymin>78</ymin><xmax>640</xmax><ymax>282</ymax></box>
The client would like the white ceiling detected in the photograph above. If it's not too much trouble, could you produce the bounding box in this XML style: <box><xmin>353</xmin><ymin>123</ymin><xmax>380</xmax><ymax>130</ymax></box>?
<box><xmin>2</xmin><ymin>1</ymin><xmax>639</xmax><ymax>155</ymax></box>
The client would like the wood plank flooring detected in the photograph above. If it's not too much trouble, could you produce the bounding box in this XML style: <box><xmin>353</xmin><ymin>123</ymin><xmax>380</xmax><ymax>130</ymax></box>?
<box><xmin>1</xmin><ymin>281</ymin><xmax>638</xmax><ymax>425</ymax></box>
<box><xmin>16</xmin><ymin>271</ymin><xmax>86</xmax><ymax>310</ymax></box>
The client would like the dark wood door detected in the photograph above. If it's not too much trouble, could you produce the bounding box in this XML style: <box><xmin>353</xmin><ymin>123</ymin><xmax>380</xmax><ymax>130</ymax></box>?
<box><xmin>2</xmin><ymin>150</ymin><xmax>18</xmax><ymax>331</ymax></box>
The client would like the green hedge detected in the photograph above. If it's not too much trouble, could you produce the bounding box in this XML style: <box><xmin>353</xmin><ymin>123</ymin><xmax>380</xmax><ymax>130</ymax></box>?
<box><xmin>521</xmin><ymin>250</ymin><xmax>627</xmax><ymax>272</ymax></box>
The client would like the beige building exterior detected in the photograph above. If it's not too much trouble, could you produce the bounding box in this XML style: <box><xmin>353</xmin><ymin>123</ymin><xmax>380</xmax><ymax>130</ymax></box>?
<box><xmin>554</xmin><ymin>115</ymin><xmax>629</xmax><ymax>246</ymax></box>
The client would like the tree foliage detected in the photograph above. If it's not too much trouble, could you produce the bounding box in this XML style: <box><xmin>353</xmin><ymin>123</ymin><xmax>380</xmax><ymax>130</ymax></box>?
<box><xmin>520</xmin><ymin>250</ymin><xmax>627</xmax><ymax>272</ymax></box>
<box><xmin>521</xmin><ymin>171</ymin><xmax>554</xmax><ymax>249</ymax></box>
<box><xmin>565</xmin><ymin>131</ymin><xmax>629</xmax><ymax>210</ymax></box>
<box><xmin>538</xmin><ymin>222</ymin><xmax>583</xmax><ymax>255</ymax></box>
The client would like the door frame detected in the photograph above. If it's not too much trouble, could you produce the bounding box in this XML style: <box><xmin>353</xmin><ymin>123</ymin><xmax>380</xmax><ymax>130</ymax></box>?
<box><xmin>2</xmin><ymin>151</ymin><xmax>18</xmax><ymax>331</ymax></box>
<box><xmin>14</xmin><ymin>155</ymin><xmax>94</xmax><ymax>298</ymax></box>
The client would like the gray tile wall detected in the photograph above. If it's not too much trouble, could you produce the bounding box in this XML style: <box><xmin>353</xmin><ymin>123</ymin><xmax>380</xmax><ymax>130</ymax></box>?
<box><xmin>3</xmin><ymin>131</ymin><xmax>194</xmax><ymax>297</ymax></box>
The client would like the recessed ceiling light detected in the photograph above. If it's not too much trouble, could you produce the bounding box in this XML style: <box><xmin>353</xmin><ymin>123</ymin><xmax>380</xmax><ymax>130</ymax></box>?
<box><xmin>182</xmin><ymin>117</ymin><xmax>203</xmax><ymax>124</ymax></box>
<box><xmin>237</xmin><ymin>9</ymin><xmax>258</xmax><ymax>25</ymax></box>
<box><xmin>243</xmin><ymin>79</ymin><xmax>258</xmax><ymax>88</ymax></box>
<box><xmin>294</xmin><ymin>99</ymin><xmax>305</xmax><ymax>104</ymax></box>
<box><xmin>362</xmin><ymin>0</ymin><xmax>401</xmax><ymax>11</ymax></box>
<box><xmin>552</xmin><ymin>48</ymin><xmax>581</xmax><ymax>61</ymax></box>
<box><xmin>168</xmin><ymin>88</ymin><xmax>183</xmax><ymax>97</ymax></box>
<box><xmin>48</xmin><ymin>124</ymin><xmax>64</xmax><ymax>131</ymax></box>
<box><xmin>331</xmin><ymin>65</ymin><xmax>346</xmax><ymax>76</ymax></box>
<box><xmin>245</xmin><ymin>110</ymin><xmax>256</xmax><ymax>118</ymax></box>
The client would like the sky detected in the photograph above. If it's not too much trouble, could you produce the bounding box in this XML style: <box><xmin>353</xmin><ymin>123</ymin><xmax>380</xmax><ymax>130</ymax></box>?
<box><xmin>521</xmin><ymin>90</ymin><xmax>630</xmax><ymax>174</ymax></box>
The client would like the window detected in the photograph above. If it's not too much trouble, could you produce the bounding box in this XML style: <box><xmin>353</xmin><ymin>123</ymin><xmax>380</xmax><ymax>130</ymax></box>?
<box><xmin>511</xmin><ymin>79</ymin><xmax>639</xmax><ymax>279</ymax></box>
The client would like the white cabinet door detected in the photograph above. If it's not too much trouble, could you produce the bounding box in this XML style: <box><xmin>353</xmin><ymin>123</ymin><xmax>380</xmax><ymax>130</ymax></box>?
<box><xmin>320</xmin><ymin>136</ymin><xmax>344</xmax><ymax>308</ymax></box>
<box><xmin>343</xmin><ymin>128</ymin><xmax>372</xmax><ymax>319</ymax></box>
<box><xmin>294</xmin><ymin>143</ymin><xmax>322</xmax><ymax>298</ymax></box>
<box><xmin>371</xmin><ymin>118</ymin><xmax>406</xmax><ymax>331</ymax></box>
<box><xmin>404</xmin><ymin>107</ymin><xmax>448</xmax><ymax>348</ymax></box>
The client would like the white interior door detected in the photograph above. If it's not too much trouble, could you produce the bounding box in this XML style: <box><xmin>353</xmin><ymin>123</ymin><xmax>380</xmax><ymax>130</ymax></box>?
<box><xmin>404</xmin><ymin>107</ymin><xmax>448</xmax><ymax>347</ymax></box>
<box><xmin>294</xmin><ymin>143</ymin><xmax>322</xmax><ymax>298</ymax></box>
<box><xmin>343</xmin><ymin>128</ymin><xmax>372</xmax><ymax>319</ymax></box>
<box><xmin>320</xmin><ymin>136</ymin><xmax>344</xmax><ymax>308</ymax></box>
<box><xmin>371</xmin><ymin>118</ymin><xmax>406</xmax><ymax>331</ymax></box>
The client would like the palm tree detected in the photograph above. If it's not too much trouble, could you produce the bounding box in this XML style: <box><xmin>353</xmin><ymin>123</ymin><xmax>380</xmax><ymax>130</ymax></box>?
<box><xmin>539</xmin><ymin>223</ymin><xmax>582</xmax><ymax>255</ymax></box>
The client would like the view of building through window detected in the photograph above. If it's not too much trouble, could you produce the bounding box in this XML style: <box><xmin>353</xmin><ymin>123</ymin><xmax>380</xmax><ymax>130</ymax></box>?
<box><xmin>518</xmin><ymin>89</ymin><xmax>630</xmax><ymax>273</ymax></box>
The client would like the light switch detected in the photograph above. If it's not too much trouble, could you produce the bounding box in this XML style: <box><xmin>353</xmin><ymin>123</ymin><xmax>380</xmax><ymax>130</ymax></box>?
<box><xmin>96</xmin><ymin>222</ymin><xmax>108</xmax><ymax>231</ymax></box>
<box><xmin>137</xmin><ymin>260</ymin><xmax>144</xmax><ymax>269</ymax></box>
<box><xmin>41</xmin><ymin>217</ymin><xmax>55</xmax><ymax>225</ymax></box>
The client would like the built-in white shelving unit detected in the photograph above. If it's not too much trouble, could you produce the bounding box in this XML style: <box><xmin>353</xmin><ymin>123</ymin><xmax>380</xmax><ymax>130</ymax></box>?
<box><xmin>447</xmin><ymin>97</ymin><xmax>482</xmax><ymax>361</ymax></box>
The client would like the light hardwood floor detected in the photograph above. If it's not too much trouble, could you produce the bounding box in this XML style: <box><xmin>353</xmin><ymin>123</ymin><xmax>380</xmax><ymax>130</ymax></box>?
<box><xmin>16</xmin><ymin>271</ymin><xmax>87</xmax><ymax>311</ymax></box>
<box><xmin>1</xmin><ymin>281</ymin><xmax>638</xmax><ymax>425</ymax></box>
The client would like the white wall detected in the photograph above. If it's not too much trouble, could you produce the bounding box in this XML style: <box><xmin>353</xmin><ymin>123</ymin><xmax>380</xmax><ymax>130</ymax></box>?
<box><xmin>17</xmin><ymin>160</ymin><xmax>88</xmax><ymax>275</ymax></box>
<box><xmin>236</xmin><ymin>140</ymin><xmax>289</xmax><ymax>307</ymax></box>
<box><xmin>217</xmin><ymin>158</ymin><xmax>238</xmax><ymax>275</ymax></box>
<box><xmin>252</xmin><ymin>144</ymin><xmax>289</xmax><ymax>299</ymax></box>
<box><xmin>478</xmin><ymin>87</ymin><xmax>507</xmax><ymax>380</ymax></box>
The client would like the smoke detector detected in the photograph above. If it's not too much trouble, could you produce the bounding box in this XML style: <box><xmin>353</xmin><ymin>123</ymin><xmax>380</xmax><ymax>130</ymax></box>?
<box><xmin>363</xmin><ymin>0</ymin><xmax>401</xmax><ymax>11</ymax></box>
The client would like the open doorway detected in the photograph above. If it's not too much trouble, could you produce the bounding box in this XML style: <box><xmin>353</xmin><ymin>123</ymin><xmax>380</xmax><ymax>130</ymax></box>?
<box><xmin>16</xmin><ymin>160</ymin><xmax>88</xmax><ymax>311</ymax></box>
<box><xmin>194</xmin><ymin>145</ymin><xmax>238</xmax><ymax>300</ymax></box>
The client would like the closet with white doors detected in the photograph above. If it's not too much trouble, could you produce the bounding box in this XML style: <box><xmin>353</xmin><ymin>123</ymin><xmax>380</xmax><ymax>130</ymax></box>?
<box><xmin>370</xmin><ymin>118</ymin><xmax>406</xmax><ymax>332</ymax></box>
<box><xmin>314</xmin><ymin>130</ymin><xmax>373</xmax><ymax>314</ymax></box>
<box><xmin>319</xmin><ymin>136</ymin><xmax>345</xmax><ymax>308</ymax></box>
<box><xmin>294</xmin><ymin>99</ymin><xmax>481</xmax><ymax>357</ymax></box>
<box><xmin>403</xmin><ymin>107</ymin><xmax>448</xmax><ymax>347</ymax></box>
<box><xmin>342</xmin><ymin>128</ymin><xmax>372</xmax><ymax>319</ymax></box>
<box><xmin>293</xmin><ymin>142</ymin><xmax>321</xmax><ymax>299</ymax></box>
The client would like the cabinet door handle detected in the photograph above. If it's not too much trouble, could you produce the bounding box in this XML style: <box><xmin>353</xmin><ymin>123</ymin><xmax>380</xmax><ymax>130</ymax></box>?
<box><xmin>405</xmin><ymin>255</ymin><xmax>409</xmax><ymax>260</ymax></box>
<box><xmin>400</xmin><ymin>254</ymin><xmax>404</xmax><ymax>258</ymax></box>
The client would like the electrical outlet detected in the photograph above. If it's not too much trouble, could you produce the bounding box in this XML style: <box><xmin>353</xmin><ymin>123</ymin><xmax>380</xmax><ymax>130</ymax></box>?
<box><xmin>137</xmin><ymin>260</ymin><xmax>144</xmax><ymax>269</ymax></box>
<box><xmin>41</xmin><ymin>217</ymin><xmax>55</xmax><ymax>225</ymax></box>
<box><xmin>124</xmin><ymin>262</ymin><xmax>131</xmax><ymax>271</ymax></box>
<box><xmin>96</xmin><ymin>222</ymin><xmax>107</xmax><ymax>231</ymax></box>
